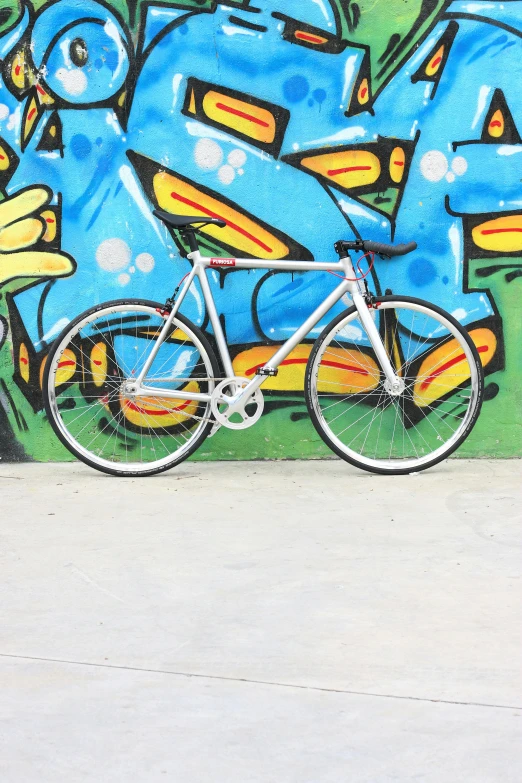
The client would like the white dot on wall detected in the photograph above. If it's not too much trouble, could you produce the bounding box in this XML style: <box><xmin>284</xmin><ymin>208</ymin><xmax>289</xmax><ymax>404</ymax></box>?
<box><xmin>129</xmin><ymin>265</ymin><xmax>135</xmax><ymax>273</ymax></box>
<box><xmin>499</xmin><ymin>200</ymin><xmax>505</xmax><ymax>207</ymax></box>
<box><xmin>446</xmin><ymin>172</ymin><xmax>455</xmax><ymax>183</ymax></box>
<box><xmin>0</xmin><ymin>104</ymin><xmax>9</xmax><ymax>121</ymax></box>
<box><xmin>451</xmin><ymin>156</ymin><xmax>468</xmax><ymax>176</ymax></box>
<box><xmin>194</xmin><ymin>138</ymin><xmax>223</xmax><ymax>170</ymax></box>
<box><xmin>420</xmin><ymin>150</ymin><xmax>448</xmax><ymax>182</ymax></box>
<box><xmin>218</xmin><ymin>165</ymin><xmax>235</xmax><ymax>185</ymax></box>
<box><xmin>55</xmin><ymin>67</ymin><xmax>87</xmax><ymax>97</ymax></box>
<box><xmin>96</xmin><ymin>238</ymin><xmax>131</xmax><ymax>272</ymax></box>
<box><xmin>237</xmin><ymin>168</ymin><xmax>244</xmax><ymax>175</ymax></box>
<box><xmin>228</xmin><ymin>149</ymin><xmax>247</xmax><ymax>168</ymax></box>
<box><xmin>136</xmin><ymin>252</ymin><xmax>155</xmax><ymax>273</ymax></box>
<box><xmin>118</xmin><ymin>272</ymin><xmax>131</xmax><ymax>286</ymax></box>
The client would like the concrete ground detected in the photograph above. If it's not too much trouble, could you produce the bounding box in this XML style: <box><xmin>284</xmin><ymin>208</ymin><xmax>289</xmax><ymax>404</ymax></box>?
<box><xmin>0</xmin><ymin>459</ymin><xmax>521</xmax><ymax>782</ymax></box>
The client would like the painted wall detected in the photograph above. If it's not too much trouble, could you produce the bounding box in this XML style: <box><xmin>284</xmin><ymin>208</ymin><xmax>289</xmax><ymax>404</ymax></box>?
<box><xmin>0</xmin><ymin>0</ymin><xmax>520</xmax><ymax>462</ymax></box>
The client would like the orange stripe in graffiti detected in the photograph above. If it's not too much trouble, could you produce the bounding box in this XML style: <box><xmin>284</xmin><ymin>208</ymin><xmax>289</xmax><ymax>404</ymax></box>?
<box><xmin>124</xmin><ymin>399</ymin><xmax>192</xmax><ymax>416</ymax></box>
<box><xmin>481</xmin><ymin>228</ymin><xmax>522</xmax><ymax>235</ymax></box>
<box><xmin>327</xmin><ymin>165</ymin><xmax>372</xmax><ymax>176</ymax></box>
<box><xmin>420</xmin><ymin>345</ymin><xmax>488</xmax><ymax>391</ymax></box>
<box><xmin>215</xmin><ymin>102</ymin><xmax>270</xmax><ymax>128</ymax></box>
<box><xmin>295</xmin><ymin>31</ymin><xmax>328</xmax><ymax>45</ymax></box>
<box><xmin>169</xmin><ymin>191</ymin><xmax>273</xmax><ymax>254</ymax></box>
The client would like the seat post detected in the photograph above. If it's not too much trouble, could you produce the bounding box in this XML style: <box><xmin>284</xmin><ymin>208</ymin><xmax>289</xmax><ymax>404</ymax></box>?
<box><xmin>180</xmin><ymin>228</ymin><xmax>200</xmax><ymax>254</ymax></box>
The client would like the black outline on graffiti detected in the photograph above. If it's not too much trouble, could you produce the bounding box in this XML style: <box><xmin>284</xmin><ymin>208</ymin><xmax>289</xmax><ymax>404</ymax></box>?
<box><xmin>127</xmin><ymin>149</ymin><xmax>313</xmax><ymax>261</ymax></box>
<box><xmin>181</xmin><ymin>76</ymin><xmax>290</xmax><ymax>158</ymax></box>
<box><xmin>281</xmin><ymin>132</ymin><xmax>420</xmax><ymax>238</ymax></box>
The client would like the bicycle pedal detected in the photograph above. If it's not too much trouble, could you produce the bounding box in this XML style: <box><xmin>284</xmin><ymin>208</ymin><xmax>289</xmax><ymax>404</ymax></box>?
<box><xmin>255</xmin><ymin>367</ymin><xmax>278</xmax><ymax>377</ymax></box>
<box><xmin>208</xmin><ymin>421</ymin><xmax>222</xmax><ymax>437</ymax></box>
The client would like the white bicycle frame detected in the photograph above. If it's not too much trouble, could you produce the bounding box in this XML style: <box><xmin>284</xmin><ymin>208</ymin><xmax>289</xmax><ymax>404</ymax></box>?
<box><xmin>133</xmin><ymin>249</ymin><xmax>401</xmax><ymax>406</ymax></box>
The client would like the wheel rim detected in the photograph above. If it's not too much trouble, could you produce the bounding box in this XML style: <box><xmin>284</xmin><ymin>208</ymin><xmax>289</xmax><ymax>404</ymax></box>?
<box><xmin>46</xmin><ymin>304</ymin><xmax>215</xmax><ymax>472</ymax></box>
<box><xmin>309</xmin><ymin>301</ymin><xmax>482</xmax><ymax>471</ymax></box>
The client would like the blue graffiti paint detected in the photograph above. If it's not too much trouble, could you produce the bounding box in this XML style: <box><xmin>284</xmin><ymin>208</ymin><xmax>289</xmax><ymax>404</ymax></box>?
<box><xmin>283</xmin><ymin>75</ymin><xmax>310</xmax><ymax>103</ymax></box>
<box><xmin>0</xmin><ymin>0</ymin><xmax>519</xmax><ymax>356</ymax></box>
<box><xmin>70</xmin><ymin>134</ymin><xmax>92</xmax><ymax>160</ymax></box>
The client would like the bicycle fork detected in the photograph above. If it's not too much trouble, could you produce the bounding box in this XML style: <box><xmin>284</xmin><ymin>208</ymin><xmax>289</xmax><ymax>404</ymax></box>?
<box><xmin>351</xmin><ymin>290</ymin><xmax>404</xmax><ymax>396</ymax></box>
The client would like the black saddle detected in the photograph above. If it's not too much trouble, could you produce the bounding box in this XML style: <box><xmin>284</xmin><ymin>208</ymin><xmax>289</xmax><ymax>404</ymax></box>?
<box><xmin>154</xmin><ymin>209</ymin><xmax>226</xmax><ymax>229</ymax></box>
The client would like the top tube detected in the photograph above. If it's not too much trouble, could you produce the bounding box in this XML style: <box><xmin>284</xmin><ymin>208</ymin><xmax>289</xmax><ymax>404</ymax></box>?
<box><xmin>190</xmin><ymin>250</ymin><xmax>347</xmax><ymax>273</ymax></box>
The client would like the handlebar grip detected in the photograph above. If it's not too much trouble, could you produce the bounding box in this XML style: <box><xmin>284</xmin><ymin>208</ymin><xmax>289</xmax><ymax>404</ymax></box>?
<box><xmin>363</xmin><ymin>241</ymin><xmax>417</xmax><ymax>257</ymax></box>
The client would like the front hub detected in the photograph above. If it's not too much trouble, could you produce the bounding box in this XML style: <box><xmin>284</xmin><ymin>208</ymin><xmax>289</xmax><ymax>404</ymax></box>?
<box><xmin>384</xmin><ymin>377</ymin><xmax>406</xmax><ymax>397</ymax></box>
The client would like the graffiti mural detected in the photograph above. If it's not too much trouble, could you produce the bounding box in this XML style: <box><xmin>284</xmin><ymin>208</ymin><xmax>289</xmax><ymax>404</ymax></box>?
<box><xmin>0</xmin><ymin>0</ymin><xmax>520</xmax><ymax>461</ymax></box>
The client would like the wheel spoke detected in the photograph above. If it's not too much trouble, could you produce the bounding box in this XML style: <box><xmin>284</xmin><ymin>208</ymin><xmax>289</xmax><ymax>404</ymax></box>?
<box><xmin>44</xmin><ymin>303</ymin><xmax>216</xmax><ymax>475</ymax></box>
<box><xmin>307</xmin><ymin>300</ymin><xmax>482</xmax><ymax>472</ymax></box>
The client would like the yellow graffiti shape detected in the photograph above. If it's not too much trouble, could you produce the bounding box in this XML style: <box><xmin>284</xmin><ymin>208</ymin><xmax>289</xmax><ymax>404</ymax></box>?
<box><xmin>0</xmin><ymin>188</ymin><xmax>74</xmax><ymax>287</ymax></box>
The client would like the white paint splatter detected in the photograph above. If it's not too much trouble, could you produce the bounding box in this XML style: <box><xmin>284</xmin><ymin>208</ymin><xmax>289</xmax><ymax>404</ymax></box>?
<box><xmin>228</xmin><ymin>149</ymin><xmax>247</xmax><ymax>168</ymax></box>
<box><xmin>7</xmin><ymin>106</ymin><xmax>21</xmax><ymax>132</ymax></box>
<box><xmin>338</xmin><ymin>199</ymin><xmax>379</xmax><ymax>222</ymax></box>
<box><xmin>96</xmin><ymin>238</ymin><xmax>131</xmax><ymax>272</ymax></box>
<box><xmin>118</xmin><ymin>165</ymin><xmax>164</xmax><ymax>242</ymax></box>
<box><xmin>118</xmin><ymin>272</ymin><xmax>131</xmax><ymax>286</ymax></box>
<box><xmin>479</xmin><ymin>294</ymin><xmax>492</xmax><ymax>314</ymax></box>
<box><xmin>452</xmin><ymin>307</ymin><xmax>467</xmax><ymax>320</ymax></box>
<box><xmin>446</xmin><ymin>172</ymin><xmax>455</xmax><ymax>183</ymax></box>
<box><xmin>185</xmin><ymin>121</ymin><xmax>269</xmax><ymax>161</ymax></box>
<box><xmin>104</xmin><ymin>19</ymin><xmax>127</xmax><ymax>83</ymax></box>
<box><xmin>312</xmin><ymin>0</ymin><xmax>331</xmax><ymax>21</ymax></box>
<box><xmin>222</xmin><ymin>25</ymin><xmax>255</xmax><ymax>36</ymax></box>
<box><xmin>0</xmin><ymin>104</ymin><xmax>10</xmax><ymax>121</ymax></box>
<box><xmin>448</xmin><ymin>223</ymin><xmax>462</xmax><ymax>285</ymax></box>
<box><xmin>105</xmin><ymin>110</ymin><xmax>122</xmax><ymax>135</ymax></box>
<box><xmin>55</xmin><ymin>67</ymin><xmax>87</xmax><ymax>97</ymax></box>
<box><xmin>218</xmin><ymin>164</ymin><xmax>235</xmax><ymax>185</ymax></box>
<box><xmin>452</xmin><ymin>156</ymin><xmax>468</xmax><ymax>175</ymax></box>
<box><xmin>410</xmin><ymin>119</ymin><xmax>419</xmax><ymax>138</ymax></box>
<box><xmin>471</xmin><ymin>85</ymin><xmax>491</xmax><ymax>129</ymax></box>
<box><xmin>135</xmin><ymin>252</ymin><xmax>155</xmax><ymax>273</ymax></box>
<box><xmin>341</xmin><ymin>54</ymin><xmax>359</xmax><ymax>106</ymax></box>
<box><xmin>34</xmin><ymin>317</ymin><xmax>69</xmax><ymax>349</ymax></box>
<box><xmin>420</xmin><ymin>150</ymin><xmax>448</xmax><ymax>182</ymax></box>
<box><xmin>194</xmin><ymin>138</ymin><xmax>223</xmax><ymax>170</ymax></box>
<box><xmin>463</xmin><ymin>3</ymin><xmax>496</xmax><ymax>11</ymax></box>
<box><xmin>307</xmin><ymin>126</ymin><xmax>365</xmax><ymax>145</ymax></box>
<box><xmin>497</xmin><ymin>145</ymin><xmax>522</xmax><ymax>156</ymax></box>
<box><xmin>172</xmin><ymin>73</ymin><xmax>183</xmax><ymax>109</ymax></box>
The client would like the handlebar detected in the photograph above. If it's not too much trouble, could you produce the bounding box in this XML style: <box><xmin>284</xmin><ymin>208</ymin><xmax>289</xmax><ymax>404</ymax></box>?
<box><xmin>335</xmin><ymin>239</ymin><xmax>417</xmax><ymax>258</ymax></box>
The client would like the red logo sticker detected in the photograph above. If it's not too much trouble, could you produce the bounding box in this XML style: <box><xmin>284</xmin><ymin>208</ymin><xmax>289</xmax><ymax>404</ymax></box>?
<box><xmin>210</xmin><ymin>258</ymin><xmax>236</xmax><ymax>267</ymax></box>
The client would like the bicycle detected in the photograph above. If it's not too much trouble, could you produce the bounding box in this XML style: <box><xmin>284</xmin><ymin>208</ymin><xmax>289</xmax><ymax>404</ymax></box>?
<box><xmin>42</xmin><ymin>211</ymin><xmax>484</xmax><ymax>476</ymax></box>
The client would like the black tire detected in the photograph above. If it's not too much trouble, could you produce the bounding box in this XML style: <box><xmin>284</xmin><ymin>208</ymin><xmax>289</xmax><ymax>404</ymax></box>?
<box><xmin>305</xmin><ymin>295</ymin><xmax>484</xmax><ymax>474</ymax></box>
<box><xmin>43</xmin><ymin>299</ymin><xmax>220</xmax><ymax>477</ymax></box>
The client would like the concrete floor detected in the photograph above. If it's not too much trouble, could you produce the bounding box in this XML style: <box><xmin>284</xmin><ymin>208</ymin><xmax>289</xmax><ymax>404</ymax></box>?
<box><xmin>0</xmin><ymin>459</ymin><xmax>520</xmax><ymax>782</ymax></box>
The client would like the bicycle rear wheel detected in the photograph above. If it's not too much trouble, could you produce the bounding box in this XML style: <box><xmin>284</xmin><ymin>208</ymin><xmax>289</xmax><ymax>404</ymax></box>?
<box><xmin>43</xmin><ymin>299</ymin><xmax>220</xmax><ymax>476</ymax></box>
<box><xmin>305</xmin><ymin>296</ymin><xmax>485</xmax><ymax>474</ymax></box>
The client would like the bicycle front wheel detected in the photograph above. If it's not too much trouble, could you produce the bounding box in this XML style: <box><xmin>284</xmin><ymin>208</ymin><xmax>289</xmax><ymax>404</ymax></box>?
<box><xmin>305</xmin><ymin>296</ymin><xmax>485</xmax><ymax>474</ymax></box>
<box><xmin>43</xmin><ymin>299</ymin><xmax>220</xmax><ymax>476</ymax></box>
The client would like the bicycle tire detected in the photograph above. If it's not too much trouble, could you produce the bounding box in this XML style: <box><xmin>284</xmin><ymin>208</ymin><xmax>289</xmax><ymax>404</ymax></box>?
<box><xmin>305</xmin><ymin>295</ymin><xmax>484</xmax><ymax>474</ymax></box>
<box><xmin>43</xmin><ymin>299</ymin><xmax>220</xmax><ymax>477</ymax></box>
